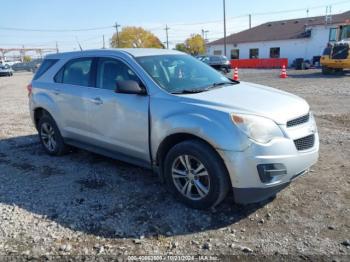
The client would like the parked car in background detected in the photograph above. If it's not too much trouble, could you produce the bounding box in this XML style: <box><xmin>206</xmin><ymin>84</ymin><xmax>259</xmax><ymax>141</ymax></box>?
<box><xmin>12</xmin><ymin>59</ymin><xmax>42</xmax><ymax>72</ymax></box>
<box><xmin>29</xmin><ymin>49</ymin><xmax>319</xmax><ymax>209</ymax></box>
<box><xmin>0</xmin><ymin>59</ymin><xmax>21</xmax><ymax>67</ymax></box>
<box><xmin>201</xmin><ymin>55</ymin><xmax>232</xmax><ymax>73</ymax></box>
<box><xmin>195</xmin><ymin>55</ymin><xmax>206</xmax><ymax>61</ymax></box>
<box><xmin>0</xmin><ymin>64</ymin><xmax>14</xmax><ymax>76</ymax></box>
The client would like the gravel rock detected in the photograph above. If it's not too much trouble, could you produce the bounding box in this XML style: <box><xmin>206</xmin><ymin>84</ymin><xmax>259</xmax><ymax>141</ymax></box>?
<box><xmin>202</xmin><ymin>242</ymin><xmax>212</xmax><ymax>250</ymax></box>
<box><xmin>341</xmin><ymin>240</ymin><xmax>350</xmax><ymax>247</ymax></box>
<box><xmin>133</xmin><ymin>239</ymin><xmax>142</xmax><ymax>244</ymax></box>
<box><xmin>241</xmin><ymin>246</ymin><xmax>253</xmax><ymax>253</ymax></box>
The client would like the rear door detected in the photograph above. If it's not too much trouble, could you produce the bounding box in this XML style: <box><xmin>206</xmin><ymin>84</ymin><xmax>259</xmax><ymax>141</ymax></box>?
<box><xmin>53</xmin><ymin>57</ymin><xmax>96</xmax><ymax>141</ymax></box>
<box><xmin>86</xmin><ymin>57</ymin><xmax>150</xmax><ymax>163</ymax></box>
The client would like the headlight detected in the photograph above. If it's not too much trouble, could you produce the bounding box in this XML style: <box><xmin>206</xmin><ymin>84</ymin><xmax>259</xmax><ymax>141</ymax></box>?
<box><xmin>231</xmin><ymin>113</ymin><xmax>284</xmax><ymax>143</ymax></box>
<box><xmin>309</xmin><ymin>111</ymin><xmax>317</xmax><ymax>132</ymax></box>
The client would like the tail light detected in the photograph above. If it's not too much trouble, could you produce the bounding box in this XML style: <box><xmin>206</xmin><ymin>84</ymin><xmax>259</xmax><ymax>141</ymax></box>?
<box><xmin>27</xmin><ymin>83</ymin><xmax>32</xmax><ymax>97</ymax></box>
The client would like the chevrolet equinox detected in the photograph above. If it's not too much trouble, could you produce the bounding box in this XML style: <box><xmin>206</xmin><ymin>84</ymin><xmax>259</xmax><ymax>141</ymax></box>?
<box><xmin>28</xmin><ymin>49</ymin><xmax>319</xmax><ymax>209</ymax></box>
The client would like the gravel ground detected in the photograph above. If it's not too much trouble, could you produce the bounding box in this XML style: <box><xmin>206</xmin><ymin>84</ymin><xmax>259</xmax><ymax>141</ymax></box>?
<box><xmin>0</xmin><ymin>70</ymin><xmax>349</xmax><ymax>261</ymax></box>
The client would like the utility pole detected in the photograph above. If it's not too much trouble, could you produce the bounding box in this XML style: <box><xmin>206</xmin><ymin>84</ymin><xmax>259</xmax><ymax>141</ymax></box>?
<box><xmin>103</xmin><ymin>35</ymin><xmax>105</xmax><ymax>49</ymax></box>
<box><xmin>249</xmin><ymin>14</ymin><xmax>252</xmax><ymax>29</ymax></box>
<box><xmin>114</xmin><ymin>22</ymin><xmax>121</xmax><ymax>47</ymax></box>
<box><xmin>164</xmin><ymin>24</ymin><xmax>170</xmax><ymax>49</ymax></box>
<box><xmin>55</xmin><ymin>41</ymin><xmax>59</xmax><ymax>53</ymax></box>
<box><xmin>223</xmin><ymin>0</ymin><xmax>227</xmax><ymax>57</ymax></box>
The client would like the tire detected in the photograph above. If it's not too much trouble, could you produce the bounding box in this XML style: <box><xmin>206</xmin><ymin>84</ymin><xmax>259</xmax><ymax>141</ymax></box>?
<box><xmin>38</xmin><ymin>114</ymin><xmax>68</xmax><ymax>156</ymax></box>
<box><xmin>322</xmin><ymin>66</ymin><xmax>334</xmax><ymax>75</ymax></box>
<box><xmin>164</xmin><ymin>139</ymin><xmax>230</xmax><ymax>209</ymax></box>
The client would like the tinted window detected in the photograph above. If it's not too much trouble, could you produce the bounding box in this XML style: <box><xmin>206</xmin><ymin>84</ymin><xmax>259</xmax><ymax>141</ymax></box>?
<box><xmin>270</xmin><ymin>47</ymin><xmax>280</xmax><ymax>58</ymax></box>
<box><xmin>249</xmin><ymin>48</ymin><xmax>259</xmax><ymax>59</ymax></box>
<box><xmin>231</xmin><ymin>49</ymin><xmax>239</xmax><ymax>59</ymax></box>
<box><xmin>62</xmin><ymin>59</ymin><xmax>93</xmax><ymax>86</ymax></box>
<box><xmin>329</xmin><ymin>28</ymin><xmax>337</xmax><ymax>41</ymax></box>
<box><xmin>33</xmin><ymin>59</ymin><xmax>58</xmax><ymax>80</ymax></box>
<box><xmin>97</xmin><ymin>58</ymin><xmax>142</xmax><ymax>91</ymax></box>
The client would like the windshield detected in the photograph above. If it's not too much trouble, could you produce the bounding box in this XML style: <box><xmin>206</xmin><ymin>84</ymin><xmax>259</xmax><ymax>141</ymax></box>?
<box><xmin>340</xmin><ymin>25</ymin><xmax>350</xmax><ymax>40</ymax></box>
<box><xmin>136</xmin><ymin>54</ymin><xmax>235</xmax><ymax>94</ymax></box>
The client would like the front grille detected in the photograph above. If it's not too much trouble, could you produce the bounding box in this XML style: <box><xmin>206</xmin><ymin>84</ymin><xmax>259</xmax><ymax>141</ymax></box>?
<box><xmin>287</xmin><ymin>113</ymin><xmax>310</xmax><ymax>127</ymax></box>
<box><xmin>331</xmin><ymin>43</ymin><xmax>349</xmax><ymax>60</ymax></box>
<box><xmin>294</xmin><ymin>134</ymin><xmax>315</xmax><ymax>151</ymax></box>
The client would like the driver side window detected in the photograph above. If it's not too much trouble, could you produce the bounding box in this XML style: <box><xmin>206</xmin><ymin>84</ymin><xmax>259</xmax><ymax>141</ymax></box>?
<box><xmin>97</xmin><ymin>58</ymin><xmax>142</xmax><ymax>91</ymax></box>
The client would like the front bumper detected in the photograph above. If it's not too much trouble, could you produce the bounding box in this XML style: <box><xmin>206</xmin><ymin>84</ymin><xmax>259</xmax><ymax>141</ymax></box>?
<box><xmin>218</xmin><ymin>129</ymin><xmax>319</xmax><ymax>204</ymax></box>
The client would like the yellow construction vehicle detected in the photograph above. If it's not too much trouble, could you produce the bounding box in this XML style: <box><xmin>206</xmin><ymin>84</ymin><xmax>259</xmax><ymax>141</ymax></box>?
<box><xmin>321</xmin><ymin>23</ymin><xmax>350</xmax><ymax>74</ymax></box>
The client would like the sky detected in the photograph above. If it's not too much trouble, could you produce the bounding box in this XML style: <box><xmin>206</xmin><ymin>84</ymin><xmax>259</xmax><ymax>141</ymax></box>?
<box><xmin>0</xmin><ymin>0</ymin><xmax>350</xmax><ymax>55</ymax></box>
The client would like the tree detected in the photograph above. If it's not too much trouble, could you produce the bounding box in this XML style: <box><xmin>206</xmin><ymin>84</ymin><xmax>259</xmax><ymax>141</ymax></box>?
<box><xmin>175</xmin><ymin>43</ymin><xmax>188</xmax><ymax>53</ymax></box>
<box><xmin>185</xmin><ymin>34</ymin><xmax>206</xmax><ymax>55</ymax></box>
<box><xmin>23</xmin><ymin>55</ymin><xmax>32</xmax><ymax>62</ymax></box>
<box><xmin>111</xmin><ymin>26</ymin><xmax>164</xmax><ymax>48</ymax></box>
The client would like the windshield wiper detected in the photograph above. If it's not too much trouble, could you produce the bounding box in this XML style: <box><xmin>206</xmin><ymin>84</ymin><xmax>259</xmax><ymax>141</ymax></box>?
<box><xmin>210</xmin><ymin>80</ymin><xmax>240</xmax><ymax>88</ymax></box>
<box><xmin>172</xmin><ymin>89</ymin><xmax>207</xmax><ymax>94</ymax></box>
<box><xmin>171</xmin><ymin>82</ymin><xmax>234</xmax><ymax>94</ymax></box>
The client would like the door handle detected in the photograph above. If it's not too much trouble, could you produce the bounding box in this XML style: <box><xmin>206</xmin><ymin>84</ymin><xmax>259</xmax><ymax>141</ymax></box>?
<box><xmin>53</xmin><ymin>88</ymin><xmax>60</xmax><ymax>95</ymax></box>
<box><xmin>90</xmin><ymin>97</ymin><xmax>103</xmax><ymax>105</ymax></box>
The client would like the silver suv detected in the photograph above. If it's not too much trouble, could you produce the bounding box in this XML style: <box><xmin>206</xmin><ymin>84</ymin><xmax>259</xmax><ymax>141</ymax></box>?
<box><xmin>28</xmin><ymin>49</ymin><xmax>319</xmax><ymax>209</ymax></box>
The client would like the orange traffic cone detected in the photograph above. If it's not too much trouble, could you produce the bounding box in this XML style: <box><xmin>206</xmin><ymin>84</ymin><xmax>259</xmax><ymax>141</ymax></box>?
<box><xmin>280</xmin><ymin>65</ymin><xmax>288</xmax><ymax>78</ymax></box>
<box><xmin>233</xmin><ymin>67</ymin><xmax>239</xmax><ymax>81</ymax></box>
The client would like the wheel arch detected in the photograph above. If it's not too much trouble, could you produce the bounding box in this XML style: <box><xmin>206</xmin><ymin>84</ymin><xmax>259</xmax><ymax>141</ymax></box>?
<box><xmin>156</xmin><ymin>132</ymin><xmax>229</xmax><ymax>184</ymax></box>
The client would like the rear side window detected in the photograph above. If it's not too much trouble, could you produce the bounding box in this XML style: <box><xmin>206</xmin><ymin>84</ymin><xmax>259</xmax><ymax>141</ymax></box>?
<box><xmin>55</xmin><ymin>58</ymin><xmax>93</xmax><ymax>86</ymax></box>
<box><xmin>33</xmin><ymin>59</ymin><xmax>58</xmax><ymax>80</ymax></box>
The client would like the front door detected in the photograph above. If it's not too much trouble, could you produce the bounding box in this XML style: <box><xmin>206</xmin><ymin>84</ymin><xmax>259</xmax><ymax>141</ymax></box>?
<box><xmin>87</xmin><ymin>57</ymin><xmax>150</xmax><ymax>163</ymax></box>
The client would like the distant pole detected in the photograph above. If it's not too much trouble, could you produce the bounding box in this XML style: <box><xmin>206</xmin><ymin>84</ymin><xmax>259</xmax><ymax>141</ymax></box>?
<box><xmin>21</xmin><ymin>45</ymin><xmax>25</xmax><ymax>62</ymax></box>
<box><xmin>201</xmin><ymin>29</ymin><xmax>205</xmax><ymax>39</ymax></box>
<box><xmin>115</xmin><ymin>22</ymin><xmax>121</xmax><ymax>47</ymax></box>
<box><xmin>165</xmin><ymin>24</ymin><xmax>170</xmax><ymax>49</ymax></box>
<box><xmin>103</xmin><ymin>35</ymin><xmax>105</xmax><ymax>49</ymax></box>
<box><xmin>55</xmin><ymin>41</ymin><xmax>59</xmax><ymax>53</ymax></box>
<box><xmin>223</xmin><ymin>0</ymin><xmax>227</xmax><ymax>57</ymax></box>
<box><xmin>249</xmin><ymin>14</ymin><xmax>252</xmax><ymax>29</ymax></box>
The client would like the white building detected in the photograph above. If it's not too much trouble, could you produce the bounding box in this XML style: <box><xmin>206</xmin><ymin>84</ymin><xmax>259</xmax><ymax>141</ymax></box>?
<box><xmin>207</xmin><ymin>11</ymin><xmax>350</xmax><ymax>65</ymax></box>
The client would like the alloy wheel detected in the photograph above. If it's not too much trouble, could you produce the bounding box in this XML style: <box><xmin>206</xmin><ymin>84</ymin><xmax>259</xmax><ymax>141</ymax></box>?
<box><xmin>40</xmin><ymin>122</ymin><xmax>57</xmax><ymax>152</ymax></box>
<box><xmin>171</xmin><ymin>154</ymin><xmax>210</xmax><ymax>200</ymax></box>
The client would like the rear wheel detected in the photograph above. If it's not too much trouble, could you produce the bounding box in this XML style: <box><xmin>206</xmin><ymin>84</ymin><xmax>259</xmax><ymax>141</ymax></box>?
<box><xmin>38</xmin><ymin>114</ymin><xmax>68</xmax><ymax>156</ymax></box>
<box><xmin>164</xmin><ymin>140</ymin><xmax>230</xmax><ymax>209</ymax></box>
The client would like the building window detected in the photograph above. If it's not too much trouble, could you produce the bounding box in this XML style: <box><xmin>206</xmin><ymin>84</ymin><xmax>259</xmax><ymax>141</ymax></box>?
<box><xmin>249</xmin><ymin>48</ymin><xmax>259</xmax><ymax>59</ymax></box>
<box><xmin>329</xmin><ymin>28</ymin><xmax>337</xmax><ymax>41</ymax></box>
<box><xmin>230</xmin><ymin>49</ymin><xmax>239</xmax><ymax>59</ymax></box>
<box><xmin>270</xmin><ymin>47</ymin><xmax>280</xmax><ymax>58</ymax></box>
<box><xmin>213</xmin><ymin>50</ymin><xmax>222</xmax><ymax>55</ymax></box>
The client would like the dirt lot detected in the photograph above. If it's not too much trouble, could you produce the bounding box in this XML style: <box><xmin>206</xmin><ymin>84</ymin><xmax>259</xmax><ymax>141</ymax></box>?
<box><xmin>0</xmin><ymin>70</ymin><xmax>349</xmax><ymax>261</ymax></box>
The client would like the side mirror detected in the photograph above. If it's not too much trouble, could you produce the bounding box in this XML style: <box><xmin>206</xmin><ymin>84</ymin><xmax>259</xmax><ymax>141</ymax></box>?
<box><xmin>115</xmin><ymin>80</ymin><xmax>146</xmax><ymax>95</ymax></box>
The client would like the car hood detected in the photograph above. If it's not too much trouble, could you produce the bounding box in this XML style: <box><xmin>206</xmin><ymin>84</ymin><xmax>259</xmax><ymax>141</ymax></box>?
<box><xmin>177</xmin><ymin>81</ymin><xmax>309</xmax><ymax>124</ymax></box>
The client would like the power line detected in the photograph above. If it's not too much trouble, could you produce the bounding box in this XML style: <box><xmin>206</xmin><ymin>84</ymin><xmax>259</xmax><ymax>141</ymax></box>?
<box><xmin>0</xmin><ymin>25</ymin><xmax>113</xmax><ymax>32</ymax></box>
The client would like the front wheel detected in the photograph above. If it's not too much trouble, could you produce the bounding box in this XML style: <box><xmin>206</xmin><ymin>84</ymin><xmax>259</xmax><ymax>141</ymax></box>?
<box><xmin>321</xmin><ymin>66</ymin><xmax>334</xmax><ymax>75</ymax></box>
<box><xmin>38</xmin><ymin>114</ymin><xmax>68</xmax><ymax>156</ymax></box>
<box><xmin>164</xmin><ymin>140</ymin><xmax>230</xmax><ymax>209</ymax></box>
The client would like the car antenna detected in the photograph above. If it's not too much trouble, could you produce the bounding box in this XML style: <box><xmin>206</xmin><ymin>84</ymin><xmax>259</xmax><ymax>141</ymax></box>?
<box><xmin>75</xmin><ymin>36</ymin><xmax>83</xmax><ymax>51</ymax></box>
